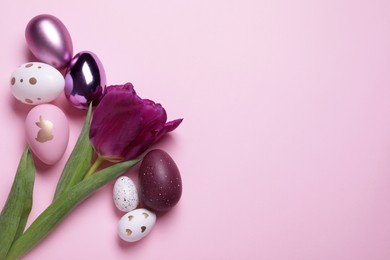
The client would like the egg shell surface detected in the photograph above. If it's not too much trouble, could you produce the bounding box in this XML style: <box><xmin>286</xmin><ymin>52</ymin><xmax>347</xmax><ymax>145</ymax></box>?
<box><xmin>113</xmin><ymin>176</ymin><xmax>139</xmax><ymax>212</ymax></box>
<box><xmin>11</xmin><ymin>62</ymin><xmax>65</xmax><ymax>105</ymax></box>
<box><xmin>25</xmin><ymin>14</ymin><xmax>73</xmax><ymax>69</ymax></box>
<box><xmin>139</xmin><ymin>149</ymin><xmax>183</xmax><ymax>211</ymax></box>
<box><xmin>118</xmin><ymin>208</ymin><xmax>156</xmax><ymax>242</ymax></box>
<box><xmin>25</xmin><ymin>104</ymin><xmax>69</xmax><ymax>165</ymax></box>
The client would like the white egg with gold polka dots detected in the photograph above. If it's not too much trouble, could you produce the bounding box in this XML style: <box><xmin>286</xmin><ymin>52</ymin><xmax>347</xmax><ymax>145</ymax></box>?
<box><xmin>10</xmin><ymin>62</ymin><xmax>65</xmax><ymax>105</ymax></box>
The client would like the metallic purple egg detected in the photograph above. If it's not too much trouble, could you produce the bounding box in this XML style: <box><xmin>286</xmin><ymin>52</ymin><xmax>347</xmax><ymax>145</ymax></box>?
<box><xmin>25</xmin><ymin>14</ymin><xmax>73</xmax><ymax>69</ymax></box>
<box><xmin>65</xmin><ymin>51</ymin><xmax>106</xmax><ymax>109</ymax></box>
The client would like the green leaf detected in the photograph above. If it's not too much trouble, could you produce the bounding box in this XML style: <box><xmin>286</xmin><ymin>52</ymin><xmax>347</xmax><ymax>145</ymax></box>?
<box><xmin>53</xmin><ymin>104</ymin><xmax>93</xmax><ymax>200</ymax></box>
<box><xmin>0</xmin><ymin>147</ymin><xmax>35</xmax><ymax>260</ymax></box>
<box><xmin>6</xmin><ymin>158</ymin><xmax>141</xmax><ymax>260</ymax></box>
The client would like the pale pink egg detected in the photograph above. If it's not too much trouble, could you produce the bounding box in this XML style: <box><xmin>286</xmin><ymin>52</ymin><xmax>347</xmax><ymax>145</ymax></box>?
<box><xmin>25</xmin><ymin>104</ymin><xmax>69</xmax><ymax>165</ymax></box>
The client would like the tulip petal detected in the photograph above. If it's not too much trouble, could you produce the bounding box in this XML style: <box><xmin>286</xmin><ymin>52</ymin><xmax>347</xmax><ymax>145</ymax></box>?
<box><xmin>90</xmin><ymin>83</ymin><xmax>183</xmax><ymax>161</ymax></box>
<box><xmin>90</xmin><ymin>87</ymin><xmax>143</xmax><ymax>160</ymax></box>
<box><xmin>155</xmin><ymin>119</ymin><xmax>184</xmax><ymax>141</ymax></box>
<box><xmin>163</xmin><ymin>118</ymin><xmax>184</xmax><ymax>133</ymax></box>
<box><xmin>106</xmin><ymin>82</ymin><xmax>135</xmax><ymax>93</ymax></box>
<box><xmin>121</xmin><ymin>100</ymin><xmax>167</xmax><ymax>160</ymax></box>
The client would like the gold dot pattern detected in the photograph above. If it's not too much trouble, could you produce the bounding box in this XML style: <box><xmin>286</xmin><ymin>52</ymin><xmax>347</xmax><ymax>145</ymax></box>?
<box><xmin>11</xmin><ymin>77</ymin><xmax>15</xmax><ymax>85</ymax></box>
<box><xmin>128</xmin><ymin>215</ymin><xmax>134</xmax><ymax>221</ymax></box>
<box><xmin>25</xmin><ymin>98</ymin><xmax>33</xmax><ymax>104</ymax></box>
<box><xmin>29</xmin><ymin>77</ymin><xmax>37</xmax><ymax>85</ymax></box>
<box><xmin>20</xmin><ymin>79</ymin><xmax>23</xmax><ymax>83</ymax></box>
<box><xmin>141</xmin><ymin>226</ymin><xmax>146</xmax><ymax>233</ymax></box>
<box><xmin>25</xmin><ymin>63</ymin><xmax>33</xmax><ymax>68</ymax></box>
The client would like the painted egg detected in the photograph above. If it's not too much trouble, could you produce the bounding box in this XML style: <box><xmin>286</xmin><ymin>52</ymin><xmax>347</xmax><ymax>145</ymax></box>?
<box><xmin>10</xmin><ymin>62</ymin><xmax>65</xmax><ymax>105</ymax></box>
<box><xmin>118</xmin><ymin>208</ymin><xmax>156</xmax><ymax>242</ymax></box>
<box><xmin>25</xmin><ymin>104</ymin><xmax>69</xmax><ymax>165</ymax></box>
<box><xmin>26</xmin><ymin>14</ymin><xmax>73</xmax><ymax>69</ymax></box>
<box><xmin>113</xmin><ymin>176</ymin><xmax>139</xmax><ymax>212</ymax></box>
<box><xmin>64</xmin><ymin>51</ymin><xmax>106</xmax><ymax>109</ymax></box>
<box><xmin>139</xmin><ymin>149</ymin><xmax>182</xmax><ymax>211</ymax></box>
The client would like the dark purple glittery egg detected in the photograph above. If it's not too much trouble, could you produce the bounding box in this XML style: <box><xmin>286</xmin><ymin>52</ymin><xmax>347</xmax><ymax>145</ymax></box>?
<box><xmin>64</xmin><ymin>51</ymin><xmax>106</xmax><ymax>109</ymax></box>
<box><xmin>139</xmin><ymin>149</ymin><xmax>182</xmax><ymax>211</ymax></box>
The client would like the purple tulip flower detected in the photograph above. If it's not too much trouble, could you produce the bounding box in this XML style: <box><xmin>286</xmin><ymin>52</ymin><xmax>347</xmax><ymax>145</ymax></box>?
<box><xmin>89</xmin><ymin>83</ymin><xmax>183</xmax><ymax>162</ymax></box>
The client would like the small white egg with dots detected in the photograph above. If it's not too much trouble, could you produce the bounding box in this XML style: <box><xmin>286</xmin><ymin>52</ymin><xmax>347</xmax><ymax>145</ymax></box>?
<box><xmin>113</xmin><ymin>176</ymin><xmax>139</xmax><ymax>212</ymax></box>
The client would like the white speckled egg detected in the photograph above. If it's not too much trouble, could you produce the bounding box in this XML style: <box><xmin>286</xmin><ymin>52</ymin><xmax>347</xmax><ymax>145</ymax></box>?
<box><xmin>113</xmin><ymin>176</ymin><xmax>138</xmax><ymax>212</ymax></box>
<box><xmin>118</xmin><ymin>208</ymin><xmax>156</xmax><ymax>242</ymax></box>
<box><xmin>10</xmin><ymin>62</ymin><xmax>65</xmax><ymax>105</ymax></box>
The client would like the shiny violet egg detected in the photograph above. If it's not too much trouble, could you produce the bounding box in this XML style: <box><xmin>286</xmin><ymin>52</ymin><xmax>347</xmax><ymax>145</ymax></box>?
<box><xmin>64</xmin><ymin>51</ymin><xmax>106</xmax><ymax>109</ymax></box>
<box><xmin>139</xmin><ymin>150</ymin><xmax>182</xmax><ymax>211</ymax></box>
<box><xmin>26</xmin><ymin>14</ymin><xmax>73</xmax><ymax>69</ymax></box>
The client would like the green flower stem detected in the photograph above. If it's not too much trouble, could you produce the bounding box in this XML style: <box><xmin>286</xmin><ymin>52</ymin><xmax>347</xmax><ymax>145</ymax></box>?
<box><xmin>83</xmin><ymin>157</ymin><xmax>104</xmax><ymax>179</ymax></box>
<box><xmin>54</xmin><ymin>104</ymin><xmax>93</xmax><ymax>200</ymax></box>
<box><xmin>0</xmin><ymin>147</ymin><xmax>35</xmax><ymax>260</ymax></box>
<box><xmin>5</xmin><ymin>158</ymin><xmax>141</xmax><ymax>260</ymax></box>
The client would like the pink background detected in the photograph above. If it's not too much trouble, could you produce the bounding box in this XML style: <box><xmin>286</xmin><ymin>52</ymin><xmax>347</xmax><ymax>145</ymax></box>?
<box><xmin>1</xmin><ymin>0</ymin><xmax>390</xmax><ymax>259</ymax></box>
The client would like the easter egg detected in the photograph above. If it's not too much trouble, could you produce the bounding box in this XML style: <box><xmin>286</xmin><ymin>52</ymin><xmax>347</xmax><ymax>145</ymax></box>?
<box><xmin>64</xmin><ymin>51</ymin><xmax>106</xmax><ymax>109</ymax></box>
<box><xmin>139</xmin><ymin>150</ymin><xmax>182</xmax><ymax>211</ymax></box>
<box><xmin>10</xmin><ymin>62</ymin><xmax>65</xmax><ymax>105</ymax></box>
<box><xmin>113</xmin><ymin>176</ymin><xmax>139</xmax><ymax>212</ymax></box>
<box><xmin>25</xmin><ymin>14</ymin><xmax>73</xmax><ymax>69</ymax></box>
<box><xmin>118</xmin><ymin>208</ymin><xmax>156</xmax><ymax>242</ymax></box>
<box><xmin>25</xmin><ymin>104</ymin><xmax>69</xmax><ymax>165</ymax></box>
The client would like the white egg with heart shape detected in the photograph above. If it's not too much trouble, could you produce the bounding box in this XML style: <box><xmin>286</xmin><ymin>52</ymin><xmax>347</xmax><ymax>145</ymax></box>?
<box><xmin>118</xmin><ymin>208</ymin><xmax>156</xmax><ymax>242</ymax></box>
